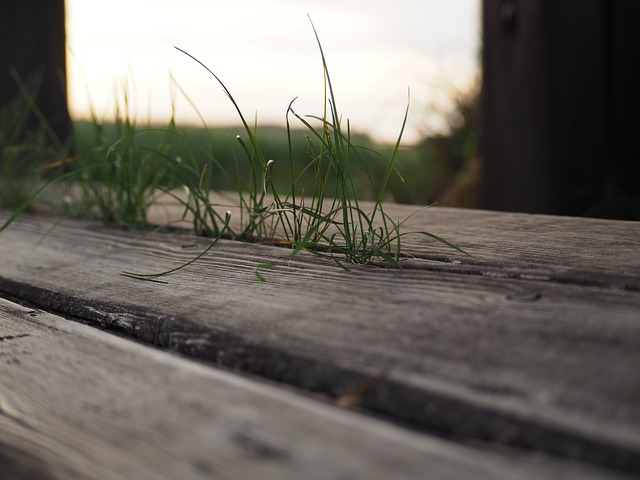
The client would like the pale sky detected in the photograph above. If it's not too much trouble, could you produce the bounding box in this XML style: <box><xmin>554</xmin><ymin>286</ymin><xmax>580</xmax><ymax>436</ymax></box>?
<box><xmin>65</xmin><ymin>0</ymin><xmax>480</xmax><ymax>144</ymax></box>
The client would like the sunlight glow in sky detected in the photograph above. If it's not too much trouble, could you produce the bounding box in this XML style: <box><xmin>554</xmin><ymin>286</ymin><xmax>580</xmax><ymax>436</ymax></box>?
<box><xmin>65</xmin><ymin>0</ymin><xmax>479</xmax><ymax>144</ymax></box>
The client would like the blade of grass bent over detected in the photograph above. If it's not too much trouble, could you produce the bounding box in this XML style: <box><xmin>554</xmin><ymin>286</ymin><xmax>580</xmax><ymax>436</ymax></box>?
<box><xmin>122</xmin><ymin>211</ymin><xmax>232</xmax><ymax>278</ymax></box>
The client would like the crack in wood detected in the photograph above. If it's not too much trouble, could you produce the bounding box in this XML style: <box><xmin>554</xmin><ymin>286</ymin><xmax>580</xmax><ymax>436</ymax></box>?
<box><xmin>1</xmin><ymin>277</ymin><xmax>639</xmax><ymax>474</ymax></box>
<box><xmin>1</xmin><ymin>211</ymin><xmax>639</xmax><ymax>475</ymax></box>
<box><xmin>401</xmin><ymin>260</ymin><xmax>640</xmax><ymax>293</ymax></box>
<box><xmin>0</xmin><ymin>334</ymin><xmax>30</xmax><ymax>342</ymax></box>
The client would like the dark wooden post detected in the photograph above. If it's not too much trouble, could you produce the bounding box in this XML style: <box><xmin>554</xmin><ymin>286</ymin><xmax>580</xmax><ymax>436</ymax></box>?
<box><xmin>481</xmin><ymin>0</ymin><xmax>640</xmax><ymax>219</ymax></box>
<box><xmin>0</xmin><ymin>0</ymin><xmax>72</xmax><ymax>148</ymax></box>
<box><xmin>608</xmin><ymin>1</ymin><xmax>640</xmax><ymax>219</ymax></box>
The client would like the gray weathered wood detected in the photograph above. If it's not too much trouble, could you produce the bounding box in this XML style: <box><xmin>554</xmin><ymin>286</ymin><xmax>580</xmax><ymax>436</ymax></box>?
<box><xmin>375</xmin><ymin>203</ymin><xmax>640</xmax><ymax>289</ymax></box>
<box><xmin>148</xmin><ymin>194</ymin><xmax>640</xmax><ymax>289</ymax></box>
<box><xmin>1</xmin><ymin>208</ymin><xmax>639</xmax><ymax>474</ymax></box>
<box><xmin>3</xmin><ymin>297</ymin><xmax>623</xmax><ymax>480</ymax></box>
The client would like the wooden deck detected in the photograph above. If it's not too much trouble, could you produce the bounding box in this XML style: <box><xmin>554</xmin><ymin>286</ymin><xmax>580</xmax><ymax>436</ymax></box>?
<box><xmin>1</xmin><ymin>204</ymin><xmax>639</xmax><ymax>478</ymax></box>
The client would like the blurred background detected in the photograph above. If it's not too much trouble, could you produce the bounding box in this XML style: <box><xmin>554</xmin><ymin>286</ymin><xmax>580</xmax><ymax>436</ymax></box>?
<box><xmin>65</xmin><ymin>0</ymin><xmax>480</xmax><ymax>146</ymax></box>
<box><xmin>2</xmin><ymin>1</ymin><xmax>639</xmax><ymax>219</ymax></box>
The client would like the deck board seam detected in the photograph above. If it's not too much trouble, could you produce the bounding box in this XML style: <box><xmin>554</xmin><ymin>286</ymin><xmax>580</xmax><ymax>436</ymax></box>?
<box><xmin>1</xmin><ymin>277</ymin><xmax>639</xmax><ymax>474</ymax></box>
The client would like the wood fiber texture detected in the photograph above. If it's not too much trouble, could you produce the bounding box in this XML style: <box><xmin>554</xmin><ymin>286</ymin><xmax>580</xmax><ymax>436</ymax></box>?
<box><xmin>1</xmin><ymin>207</ymin><xmax>639</xmax><ymax>476</ymax></box>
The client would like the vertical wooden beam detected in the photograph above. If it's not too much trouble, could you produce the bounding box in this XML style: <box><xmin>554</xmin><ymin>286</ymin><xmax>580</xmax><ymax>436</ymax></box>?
<box><xmin>608</xmin><ymin>0</ymin><xmax>640</xmax><ymax>218</ymax></box>
<box><xmin>481</xmin><ymin>0</ymin><xmax>610</xmax><ymax>216</ymax></box>
<box><xmin>0</xmin><ymin>0</ymin><xmax>72</xmax><ymax>148</ymax></box>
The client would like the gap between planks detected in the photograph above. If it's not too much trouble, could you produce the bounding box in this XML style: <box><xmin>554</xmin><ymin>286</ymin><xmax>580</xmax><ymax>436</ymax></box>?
<box><xmin>1</xmin><ymin>210</ymin><xmax>639</xmax><ymax>475</ymax></box>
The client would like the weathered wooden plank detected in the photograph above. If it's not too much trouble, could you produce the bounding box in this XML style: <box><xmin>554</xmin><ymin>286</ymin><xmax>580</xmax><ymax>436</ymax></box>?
<box><xmin>148</xmin><ymin>194</ymin><xmax>640</xmax><ymax>289</ymax></box>
<box><xmin>377</xmin><ymin>203</ymin><xmax>640</xmax><ymax>290</ymax></box>
<box><xmin>2</xmin><ymin>298</ymin><xmax>624</xmax><ymax>479</ymax></box>
<box><xmin>0</xmin><ymin>210</ymin><xmax>639</xmax><ymax>474</ymax></box>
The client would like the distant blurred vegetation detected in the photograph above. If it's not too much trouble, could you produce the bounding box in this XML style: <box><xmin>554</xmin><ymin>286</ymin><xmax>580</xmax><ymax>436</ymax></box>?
<box><xmin>72</xmin><ymin>121</ymin><xmax>395</xmax><ymax>200</ymax></box>
<box><xmin>389</xmin><ymin>80</ymin><xmax>480</xmax><ymax>207</ymax></box>
<box><xmin>70</xmin><ymin>82</ymin><xmax>479</xmax><ymax>207</ymax></box>
<box><xmin>1</xmin><ymin>74</ymin><xmax>481</xmax><ymax>214</ymax></box>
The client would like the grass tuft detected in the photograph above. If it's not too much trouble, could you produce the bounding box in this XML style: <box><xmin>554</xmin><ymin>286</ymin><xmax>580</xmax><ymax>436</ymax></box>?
<box><xmin>1</xmin><ymin>18</ymin><xmax>470</xmax><ymax>280</ymax></box>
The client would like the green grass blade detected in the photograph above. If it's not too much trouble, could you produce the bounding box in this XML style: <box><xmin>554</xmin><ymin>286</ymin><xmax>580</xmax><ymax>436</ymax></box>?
<box><xmin>122</xmin><ymin>212</ymin><xmax>231</xmax><ymax>278</ymax></box>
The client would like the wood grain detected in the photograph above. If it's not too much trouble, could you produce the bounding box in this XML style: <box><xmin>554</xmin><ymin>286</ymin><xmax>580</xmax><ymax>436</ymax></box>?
<box><xmin>3</xmin><ymin>298</ymin><xmax>624</xmax><ymax>480</ymax></box>
<box><xmin>1</xmin><ymin>208</ymin><xmax>639</xmax><ymax>474</ymax></box>
<box><xmin>149</xmin><ymin>194</ymin><xmax>640</xmax><ymax>289</ymax></box>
